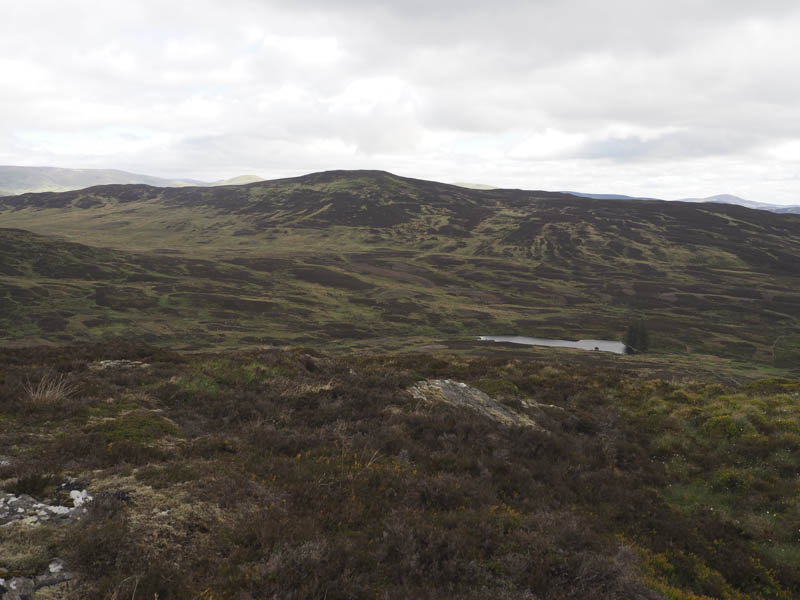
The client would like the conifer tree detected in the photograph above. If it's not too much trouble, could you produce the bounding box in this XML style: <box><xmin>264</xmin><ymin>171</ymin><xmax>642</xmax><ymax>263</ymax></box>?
<box><xmin>624</xmin><ymin>321</ymin><xmax>649</xmax><ymax>354</ymax></box>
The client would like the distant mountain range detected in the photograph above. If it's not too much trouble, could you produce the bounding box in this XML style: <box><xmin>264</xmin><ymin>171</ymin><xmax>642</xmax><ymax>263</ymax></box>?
<box><xmin>0</xmin><ymin>165</ymin><xmax>262</xmax><ymax>196</ymax></box>
<box><xmin>451</xmin><ymin>182</ymin><xmax>500</xmax><ymax>190</ymax></box>
<box><xmin>691</xmin><ymin>194</ymin><xmax>800</xmax><ymax>214</ymax></box>
<box><xmin>565</xmin><ymin>191</ymin><xmax>800</xmax><ymax>214</ymax></box>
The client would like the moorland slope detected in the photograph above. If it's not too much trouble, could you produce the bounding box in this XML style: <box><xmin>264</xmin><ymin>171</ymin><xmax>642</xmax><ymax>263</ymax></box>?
<box><xmin>0</xmin><ymin>170</ymin><xmax>799</xmax><ymax>365</ymax></box>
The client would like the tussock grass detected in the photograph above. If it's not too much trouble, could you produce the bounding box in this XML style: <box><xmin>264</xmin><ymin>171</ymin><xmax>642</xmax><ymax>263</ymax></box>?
<box><xmin>23</xmin><ymin>370</ymin><xmax>78</xmax><ymax>404</ymax></box>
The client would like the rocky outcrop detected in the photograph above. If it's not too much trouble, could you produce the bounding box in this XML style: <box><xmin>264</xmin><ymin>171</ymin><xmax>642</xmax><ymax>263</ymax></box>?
<box><xmin>0</xmin><ymin>559</ymin><xmax>75</xmax><ymax>600</ymax></box>
<box><xmin>0</xmin><ymin>489</ymin><xmax>91</xmax><ymax>528</ymax></box>
<box><xmin>410</xmin><ymin>379</ymin><xmax>541</xmax><ymax>428</ymax></box>
<box><xmin>0</xmin><ymin>477</ymin><xmax>89</xmax><ymax>599</ymax></box>
<box><xmin>89</xmin><ymin>359</ymin><xmax>149</xmax><ymax>370</ymax></box>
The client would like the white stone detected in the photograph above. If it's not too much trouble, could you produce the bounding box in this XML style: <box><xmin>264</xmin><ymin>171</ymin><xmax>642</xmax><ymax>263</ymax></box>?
<box><xmin>48</xmin><ymin>560</ymin><xmax>64</xmax><ymax>573</ymax></box>
<box><xmin>70</xmin><ymin>489</ymin><xmax>92</xmax><ymax>507</ymax></box>
<box><xmin>47</xmin><ymin>505</ymin><xmax>70</xmax><ymax>515</ymax></box>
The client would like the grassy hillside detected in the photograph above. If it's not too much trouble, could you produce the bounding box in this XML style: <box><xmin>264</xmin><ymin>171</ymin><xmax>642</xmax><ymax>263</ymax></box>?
<box><xmin>0</xmin><ymin>342</ymin><xmax>798</xmax><ymax>598</ymax></box>
<box><xmin>1</xmin><ymin>170</ymin><xmax>799</xmax><ymax>366</ymax></box>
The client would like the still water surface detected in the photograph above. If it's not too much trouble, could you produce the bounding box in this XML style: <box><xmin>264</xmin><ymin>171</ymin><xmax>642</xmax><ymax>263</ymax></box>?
<box><xmin>479</xmin><ymin>335</ymin><xmax>627</xmax><ymax>354</ymax></box>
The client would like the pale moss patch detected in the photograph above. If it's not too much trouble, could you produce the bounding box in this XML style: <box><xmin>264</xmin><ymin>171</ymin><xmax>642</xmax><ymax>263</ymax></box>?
<box><xmin>35</xmin><ymin>581</ymin><xmax>75</xmax><ymax>599</ymax></box>
<box><xmin>0</xmin><ymin>522</ymin><xmax>66</xmax><ymax>578</ymax></box>
<box><xmin>539</xmin><ymin>366</ymin><xmax>562</xmax><ymax>377</ymax></box>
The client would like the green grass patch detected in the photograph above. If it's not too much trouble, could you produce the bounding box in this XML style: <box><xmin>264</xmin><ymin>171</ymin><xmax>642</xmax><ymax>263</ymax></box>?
<box><xmin>89</xmin><ymin>411</ymin><xmax>179</xmax><ymax>443</ymax></box>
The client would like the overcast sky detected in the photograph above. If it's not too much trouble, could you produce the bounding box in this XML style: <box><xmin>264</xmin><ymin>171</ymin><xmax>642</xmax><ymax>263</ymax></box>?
<box><xmin>2</xmin><ymin>1</ymin><xmax>800</xmax><ymax>204</ymax></box>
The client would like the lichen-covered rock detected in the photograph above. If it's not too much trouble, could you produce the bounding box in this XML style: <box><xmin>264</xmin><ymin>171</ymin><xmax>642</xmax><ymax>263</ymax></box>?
<box><xmin>90</xmin><ymin>359</ymin><xmax>149</xmax><ymax>370</ymax></box>
<box><xmin>0</xmin><ymin>559</ymin><xmax>75</xmax><ymax>600</ymax></box>
<box><xmin>34</xmin><ymin>559</ymin><xmax>75</xmax><ymax>591</ymax></box>
<box><xmin>0</xmin><ymin>576</ymin><xmax>34</xmax><ymax>600</ymax></box>
<box><xmin>410</xmin><ymin>379</ymin><xmax>540</xmax><ymax>428</ymax></box>
<box><xmin>0</xmin><ymin>491</ymin><xmax>91</xmax><ymax>527</ymax></box>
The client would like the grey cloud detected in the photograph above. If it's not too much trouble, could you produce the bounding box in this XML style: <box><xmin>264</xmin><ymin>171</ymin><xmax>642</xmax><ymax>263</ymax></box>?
<box><xmin>3</xmin><ymin>0</ymin><xmax>800</xmax><ymax>203</ymax></box>
<box><xmin>572</xmin><ymin>129</ymin><xmax>762</xmax><ymax>161</ymax></box>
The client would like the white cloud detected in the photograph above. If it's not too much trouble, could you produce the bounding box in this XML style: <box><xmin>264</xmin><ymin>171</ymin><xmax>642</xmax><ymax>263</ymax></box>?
<box><xmin>0</xmin><ymin>59</ymin><xmax>50</xmax><ymax>96</ymax></box>
<box><xmin>164</xmin><ymin>40</ymin><xmax>218</xmax><ymax>63</ymax></box>
<box><xmin>508</xmin><ymin>130</ymin><xmax>587</xmax><ymax>160</ymax></box>
<box><xmin>261</xmin><ymin>35</ymin><xmax>344</xmax><ymax>65</ymax></box>
<box><xmin>766</xmin><ymin>140</ymin><xmax>800</xmax><ymax>162</ymax></box>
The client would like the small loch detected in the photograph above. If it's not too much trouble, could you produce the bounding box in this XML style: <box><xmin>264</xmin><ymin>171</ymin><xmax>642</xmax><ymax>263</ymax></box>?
<box><xmin>479</xmin><ymin>335</ymin><xmax>627</xmax><ymax>354</ymax></box>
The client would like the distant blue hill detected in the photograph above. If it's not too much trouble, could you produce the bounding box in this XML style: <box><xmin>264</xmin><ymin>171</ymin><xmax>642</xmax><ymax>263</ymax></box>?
<box><xmin>564</xmin><ymin>191</ymin><xmax>800</xmax><ymax>214</ymax></box>
<box><xmin>0</xmin><ymin>165</ymin><xmax>263</xmax><ymax>196</ymax></box>
<box><xmin>562</xmin><ymin>191</ymin><xmax>662</xmax><ymax>201</ymax></box>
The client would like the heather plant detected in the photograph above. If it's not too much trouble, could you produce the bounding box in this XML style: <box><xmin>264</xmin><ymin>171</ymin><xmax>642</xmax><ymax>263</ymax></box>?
<box><xmin>0</xmin><ymin>344</ymin><xmax>797</xmax><ymax>598</ymax></box>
